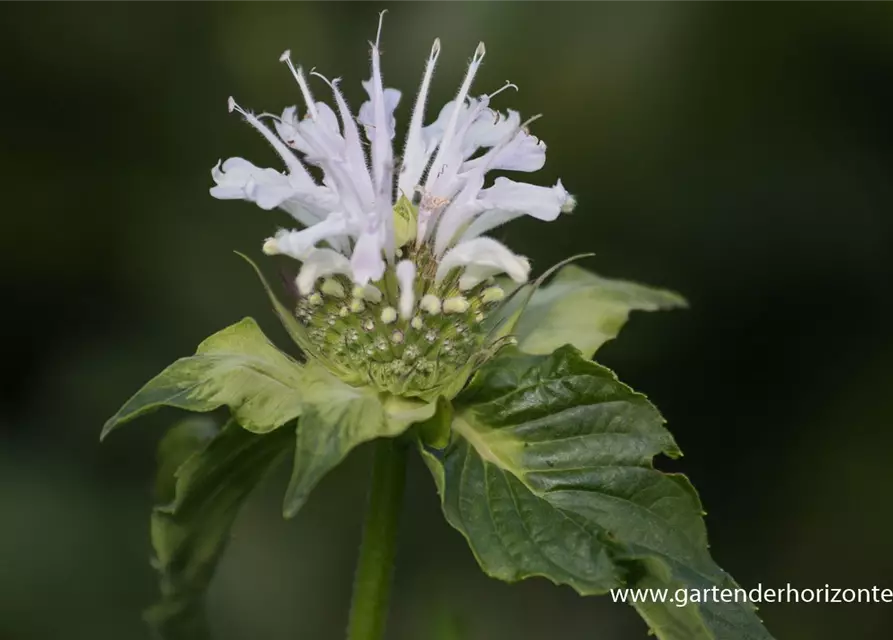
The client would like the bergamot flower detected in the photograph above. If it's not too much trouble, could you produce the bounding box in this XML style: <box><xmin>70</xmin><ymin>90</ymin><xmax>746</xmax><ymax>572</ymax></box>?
<box><xmin>211</xmin><ymin>13</ymin><xmax>575</xmax><ymax>398</ymax></box>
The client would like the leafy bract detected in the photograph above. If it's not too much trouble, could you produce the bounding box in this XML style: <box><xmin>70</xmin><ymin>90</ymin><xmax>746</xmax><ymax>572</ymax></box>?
<box><xmin>393</xmin><ymin>194</ymin><xmax>418</xmax><ymax>247</ymax></box>
<box><xmin>102</xmin><ymin>317</ymin><xmax>307</xmax><ymax>436</ymax></box>
<box><xmin>283</xmin><ymin>369</ymin><xmax>437</xmax><ymax>517</ymax></box>
<box><xmin>425</xmin><ymin>347</ymin><xmax>773</xmax><ymax>640</ymax></box>
<box><xmin>104</xmin><ymin>316</ymin><xmax>437</xmax><ymax>518</ymax></box>
<box><xmin>147</xmin><ymin>417</ymin><xmax>293</xmax><ymax>640</ymax></box>
<box><xmin>513</xmin><ymin>265</ymin><xmax>687</xmax><ymax>358</ymax></box>
<box><xmin>235</xmin><ymin>251</ymin><xmax>322</xmax><ymax>360</ymax></box>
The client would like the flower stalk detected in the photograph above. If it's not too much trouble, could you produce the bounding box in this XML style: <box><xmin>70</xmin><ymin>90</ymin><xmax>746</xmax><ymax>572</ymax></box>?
<box><xmin>346</xmin><ymin>437</ymin><xmax>408</xmax><ymax>640</ymax></box>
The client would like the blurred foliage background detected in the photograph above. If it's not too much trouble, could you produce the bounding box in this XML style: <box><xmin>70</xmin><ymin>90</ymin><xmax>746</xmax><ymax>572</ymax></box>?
<box><xmin>2</xmin><ymin>2</ymin><xmax>893</xmax><ymax>639</ymax></box>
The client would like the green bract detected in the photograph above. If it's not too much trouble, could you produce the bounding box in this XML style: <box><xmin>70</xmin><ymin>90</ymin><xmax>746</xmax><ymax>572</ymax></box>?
<box><xmin>515</xmin><ymin>264</ymin><xmax>687</xmax><ymax>358</ymax></box>
<box><xmin>103</xmin><ymin>261</ymin><xmax>775</xmax><ymax>640</ymax></box>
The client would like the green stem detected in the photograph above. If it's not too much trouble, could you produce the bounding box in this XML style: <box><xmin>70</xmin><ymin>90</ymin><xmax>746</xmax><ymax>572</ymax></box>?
<box><xmin>346</xmin><ymin>437</ymin><xmax>408</xmax><ymax>640</ymax></box>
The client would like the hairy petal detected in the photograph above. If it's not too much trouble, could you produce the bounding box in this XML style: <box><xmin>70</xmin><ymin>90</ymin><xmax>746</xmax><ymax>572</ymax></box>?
<box><xmin>460</xmin><ymin>178</ymin><xmax>570</xmax><ymax>242</ymax></box>
<box><xmin>436</xmin><ymin>237</ymin><xmax>531</xmax><ymax>286</ymax></box>
<box><xmin>295</xmin><ymin>248</ymin><xmax>353</xmax><ymax>295</ymax></box>
<box><xmin>210</xmin><ymin>158</ymin><xmax>295</xmax><ymax>210</ymax></box>
<box><xmin>263</xmin><ymin>214</ymin><xmax>351</xmax><ymax>260</ymax></box>
<box><xmin>351</xmin><ymin>226</ymin><xmax>387</xmax><ymax>285</ymax></box>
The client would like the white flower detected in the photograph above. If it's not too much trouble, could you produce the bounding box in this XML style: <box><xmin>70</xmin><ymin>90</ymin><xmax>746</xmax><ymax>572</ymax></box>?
<box><xmin>211</xmin><ymin>12</ymin><xmax>574</xmax><ymax>313</ymax></box>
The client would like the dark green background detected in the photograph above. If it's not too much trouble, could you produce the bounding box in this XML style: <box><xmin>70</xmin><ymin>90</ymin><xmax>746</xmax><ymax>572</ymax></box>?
<box><xmin>2</xmin><ymin>2</ymin><xmax>892</xmax><ymax>639</ymax></box>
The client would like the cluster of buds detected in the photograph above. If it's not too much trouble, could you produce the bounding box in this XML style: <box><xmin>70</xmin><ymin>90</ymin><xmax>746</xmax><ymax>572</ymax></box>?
<box><xmin>292</xmin><ymin>242</ymin><xmax>510</xmax><ymax>395</ymax></box>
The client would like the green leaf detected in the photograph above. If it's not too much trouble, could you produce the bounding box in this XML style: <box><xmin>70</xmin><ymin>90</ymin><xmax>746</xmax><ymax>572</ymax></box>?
<box><xmin>283</xmin><ymin>372</ymin><xmax>437</xmax><ymax>517</ymax></box>
<box><xmin>102</xmin><ymin>317</ymin><xmax>308</xmax><ymax>438</ymax></box>
<box><xmin>513</xmin><ymin>265</ymin><xmax>687</xmax><ymax>358</ymax></box>
<box><xmin>147</xmin><ymin>418</ymin><xmax>293</xmax><ymax>640</ymax></box>
<box><xmin>103</xmin><ymin>311</ymin><xmax>438</xmax><ymax>519</ymax></box>
<box><xmin>426</xmin><ymin>347</ymin><xmax>773</xmax><ymax>640</ymax></box>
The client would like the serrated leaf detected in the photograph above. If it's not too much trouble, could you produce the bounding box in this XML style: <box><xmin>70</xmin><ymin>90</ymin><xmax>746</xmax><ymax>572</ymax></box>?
<box><xmin>426</xmin><ymin>347</ymin><xmax>773</xmax><ymax>640</ymax></box>
<box><xmin>102</xmin><ymin>317</ymin><xmax>308</xmax><ymax>438</ymax></box>
<box><xmin>147</xmin><ymin>418</ymin><xmax>293</xmax><ymax>640</ymax></box>
<box><xmin>513</xmin><ymin>265</ymin><xmax>687</xmax><ymax>358</ymax></box>
<box><xmin>283</xmin><ymin>372</ymin><xmax>437</xmax><ymax>517</ymax></box>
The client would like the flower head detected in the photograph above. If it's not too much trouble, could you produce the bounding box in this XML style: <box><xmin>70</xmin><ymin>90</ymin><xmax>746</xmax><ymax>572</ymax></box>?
<box><xmin>212</xmin><ymin>13</ymin><xmax>574</xmax><ymax>397</ymax></box>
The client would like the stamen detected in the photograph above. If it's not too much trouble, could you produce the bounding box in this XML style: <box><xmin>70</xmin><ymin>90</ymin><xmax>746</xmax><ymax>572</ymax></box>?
<box><xmin>262</xmin><ymin>237</ymin><xmax>280</xmax><ymax>255</ymax></box>
<box><xmin>375</xmin><ymin>10</ymin><xmax>387</xmax><ymax>49</ymax></box>
<box><xmin>487</xmin><ymin>81</ymin><xmax>518</xmax><ymax>101</ymax></box>
<box><xmin>280</xmin><ymin>50</ymin><xmax>319</xmax><ymax>120</ymax></box>
<box><xmin>309</xmin><ymin>70</ymin><xmax>339</xmax><ymax>90</ymax></box>
<box><xmin>520</xmin><ymin>113</ymin><xmax>543</xmax><ymax>133</ymax></box>
<box><xmin>227</xmin><ymin>96</ymin><xmax>249</xmax><ymax>117</ymax></box>
<box><xmin>227</xmin><ymin>96</ymin><xmax>306</xmax><ymax>176</ymax></box>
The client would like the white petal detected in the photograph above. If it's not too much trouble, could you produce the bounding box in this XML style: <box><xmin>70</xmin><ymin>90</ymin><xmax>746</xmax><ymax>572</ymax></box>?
<box><xmin>359</xmin><ymin>85</ymin><xmax>402</xmax><ymax>141</ymax></box>
<box><xmin>295</xmin><ymin>248</ymin><xmax>353</xmax><ymax>295</ymax></box>
<box><xmin>395</xmin><ymin>260</ymin><xmax>416</xmax><ymax>319</ymax></box>
<box><xmin>266</xmin><ymin>213</ymin><xmax>351</xmax><ymax>260</ymax></box>
<box><xmin>419</xmin><ymin>100</ymin><xmax>456</xmax><ymax>155</ymax></box>
<box><xmin>425</xmin><ymin>97</ymin><xmax>490</xmax><ymax>199</ymax></box>
<box><xmin>460</xmin><ymin>178</ymin><xmax>569</xmax><ymax>242</ymax></box>
<box><xmin>462</xmin><ymin>109</ymin><xmax>521</xmax><ymax>158</ymax></box>
<box><xmin>351</xmin><ymin>227</ymin><xmax>386</xmax><ymax>285</ymax></box>
<box><xmin>229</xmin><ymin>99</ymin><xmax>311</xmax><ymax>178</ymax></box>
<box><xmin>210</xmin><ymin>158</ymin><xmax>295</xmax><ymax>210</ymax></box>
<box><xmin>275</xmin><ymin>106</ymin><xmax>312</xmax><ymax>154</ymax></box>
<box><xmin>425</xmin><ymin>42</ymin><xmax>486</xmax><ymax>192</ymax></box>
<box><xmin>463</xmin><ymin>128</ymin><xmax>546</xmax><ymax>174</ymax></box>
<box><xmin>458</xmin><ymin>265</ymin><xmax>495</xmax><ymax>291</ymax></box>
<box><xmin>278</xmin><ymin>188</ymin><xmax>339</xmax><ymax>227</ymax></box>
<box><xmin>436</xmin><ymin>237</ymin><xmax>531</xmax><ymax>285</ymax></box>
<box><xmin>484</xmin><ymin>178</ymin><xmax>567</xmax><ymax>220</ymax></box>
<box><xmin>315</xmin><ymin>101</ymin><xmax>341</xmax><ymax>134</ymax></box>
<box><xmin>277</xmin><ymin>94</ymin><xmax>373</xmax><ymax>221</ymax></box>
<box><xmin>323</xmin><ymin>78</ymin><xmax>375</xmax><ymax>205</ymax></box>
<box><xmin>363</xmin><ymin>38</ymin><xmax>400</xmax><ymax>258</ymax></box>
<box><xmin>431</xmin><ymin>173</ymin><xmax>486</xmax><ymax>254</ymax></box>
<box><xmin>399</xmin><ymin>38</ymin><xmax>441</xmax><ymax>197</ymax></box>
